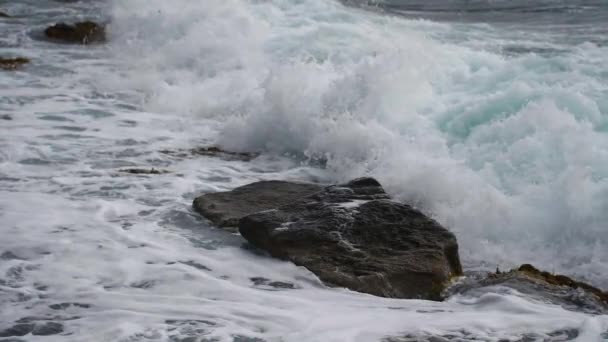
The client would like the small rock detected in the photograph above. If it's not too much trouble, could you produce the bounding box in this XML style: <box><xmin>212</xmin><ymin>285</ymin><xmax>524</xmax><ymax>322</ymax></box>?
<box><xmin>518</xmin><ymin>264</ymin><xmax>608</xmax><ymax>305</ymax></box>
<box><xmin>190</xmin><ymin>146</ymin><xmax>259</xmax><ymax>161</ymax></box>
<box><xmin>447</xmin><ymin>264</ymin><xmax>608</xmax><ymax>314</ymax></box>
<box><xmin>119</xmin><ymin>168</ymin><xmax>170</xmax><ymax>175</ymax></box>
<box><xmin>130</xmin><ymin>280</ymin><xmax>155</xmax><ymax>289</ymax></box>
<box><xmin>232</xmin><ymin>336</ymin><xmax>266</xmax><ymax>342</ymax></box>
<box><xmin>32</xmin><ymin>322</ymin><xmax>63</xmax><ymax>336</ymax></box>
<box><xmin>0</xmin><ymin>251</ymin><xmax>20</xmax><ymax>260</ymax></box>
<box><xmin>0</xmin><ymin>324</ymin><xmax>33</xmax><ymax>338</ymax></box>
<box><xmin>44</xmin><ymin>21</ymin><xmax>105</xmax><ymax>44</ymax></box>
<box><xmin>0</xmin><ymin>11</ymin><xmax>10</xmax><ymax>18</ymax></box>
<box><xmin>160</xmin><ymin>146</ymin><xmax>259</xmax><ymax>162</ymax></box>
<box><xmin>179</xmin><ymin>260</ymin><xmax>211</xmax><ymax>271</ymax></box>
<box><xmin>49</xmin><ymin>302</ymin><xmax>91</xmax><ymax>310</ymax></box>
<box><xmin>0</xmin><ymin>115</ymin><xmax>12</xmax><ymax>120</ymax></box>
<box><xmin>0</xmin><ymin>57</ymin><xmax>30</xmax><ymax>71</ymax></box>
<box><xmin>250</xmin><ymin>277</ymin><xmax>296</xmax><ymax>289</ymax></box>
<box><xmin>165</xmin><ymin>319</ymin><xmax>215</xmax><ymax>326</ymax></box>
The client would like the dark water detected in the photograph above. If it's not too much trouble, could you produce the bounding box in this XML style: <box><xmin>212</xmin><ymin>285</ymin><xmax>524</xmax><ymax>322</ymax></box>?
<box><xmin>346</xmin><ymin>0</ymin><xmax>608</xmax><ymax>45</ymax></box>
<box><xmin>353</xmin><ymin>0</ymin><xmax>608</xmax><ymax>23</ymax></box>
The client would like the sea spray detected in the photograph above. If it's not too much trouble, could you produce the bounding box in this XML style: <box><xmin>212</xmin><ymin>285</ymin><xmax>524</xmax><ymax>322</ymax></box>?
<box><xmin>109</xmin><ymin>0</ymin><xmax>608</xmax><ymax>287</ymax></box>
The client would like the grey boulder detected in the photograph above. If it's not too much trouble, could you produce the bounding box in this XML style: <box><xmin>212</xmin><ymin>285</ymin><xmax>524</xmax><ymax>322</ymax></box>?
<box><xmin>193</xmin><ymin>177</ymin><xmax>462</xmax><ymax>300</ymax></box>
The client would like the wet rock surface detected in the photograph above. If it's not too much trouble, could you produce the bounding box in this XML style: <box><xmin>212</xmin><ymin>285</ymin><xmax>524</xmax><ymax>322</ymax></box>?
<box><xmin>250</xmin><ymin>277</ymin><xmax>296</xmax><ymax>289</ymax></box>
<box><xmin>49</xmin><ymin>302</ymin><xmax>91</xmax><ymax>310</ymax></box>
<box><xmin>196</xmin><ymin>177</ymin><xmax>462</xmax><ymax>300</ymax></box>
<box><xmin>165</xmin><ymin>319</ymin><xmax>216</xmax><ymax>342</ymax></box>
<box><xmin>386</xmin><ymin>328</ymin><xmax>580</xmax><ymax>342</ymax></box>
<box><xmin>0</xmin><ymin>324</ymin><xmax>32</xmax><ymax>338</ymax></box>
<box><xmin>32</xmin><ymin>322</ymin><xmax>63</xmax><ymax>336</ymax></box>
<box><xmin>0</xmin><ymin>11</ymin><xmax>10</xmax><ymax>18</ymax></box>
<box><xmin>44</xmin><ymin>21</ymin><xmax>106</xmax><ymax>44</ymax></box>
<box><xmin>0</xmin><ymin>251</ymin><xmax>21</xmax><ymax>260</ymax></box>
<box><xmin>194</xmin><ymin>180</ymin><xmax>324</xmax><ymax>228</ymax></box>
<box><xmin>447</xmin><ymin>264</ymin><xmax>608</xmax><ymax>315</ymax></box>
<box><xmin>119</xmin><ymin>168</ymin><xmax>170</xmax><ymax>175</ymax></box>
<box><xmin>0</xmin><ymin>57</ymin><xmax>30</xmax><ymax>71</ymax></box>
<box><xmin>0</xmin><ymin>322</ymin><xmax>63</xmax><ymax>337</ymax></box>
<box><xmin>161</xmin><ymin>146</ymin><xmax>260</xmax><ymax>162</ymax></box>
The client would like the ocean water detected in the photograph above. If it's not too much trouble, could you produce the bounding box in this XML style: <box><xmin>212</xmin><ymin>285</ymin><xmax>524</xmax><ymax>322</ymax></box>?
<box><xmin>1</xmin><ymin>0</ymin><xmax>608</xmax><ymax>341</ymax></box>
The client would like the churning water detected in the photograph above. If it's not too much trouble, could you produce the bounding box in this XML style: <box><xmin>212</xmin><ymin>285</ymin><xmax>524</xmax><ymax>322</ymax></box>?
<box><xmin>1</xmin><ymin>0</ymin><xmax>608</xmax><ymax>340</ymax></box>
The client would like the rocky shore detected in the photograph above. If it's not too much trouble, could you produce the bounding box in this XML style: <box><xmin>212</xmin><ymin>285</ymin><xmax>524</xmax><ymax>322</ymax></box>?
<box><xmin>194</xmin><ymin>175</ymin><xmax>608</xmax><ymax>310</ymax></box>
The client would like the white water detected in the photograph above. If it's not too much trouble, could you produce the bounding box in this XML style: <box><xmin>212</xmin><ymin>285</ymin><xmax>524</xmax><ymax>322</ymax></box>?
<box><xmin>109</xmin><ymin>0</ymin><xmax>608</xmax><ymax>284</ymax></box>
<box><xmin>1</xmin><ymin>0</ymin><xmax>608</xmax><ymax>340</ymax></box>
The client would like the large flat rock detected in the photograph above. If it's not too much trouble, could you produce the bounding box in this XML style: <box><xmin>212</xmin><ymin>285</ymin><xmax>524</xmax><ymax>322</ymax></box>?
<box><xmin>238</xmin><ymin>178</ymin><xmax>463</xmax><ymax>300</ymax></box>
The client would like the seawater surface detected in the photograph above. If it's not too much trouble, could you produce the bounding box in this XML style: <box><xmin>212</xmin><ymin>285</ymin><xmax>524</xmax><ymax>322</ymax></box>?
<box><xmin>1</xmin><ymin>0</ymin><xmax>608</xmax><ymax>341</ymax></box>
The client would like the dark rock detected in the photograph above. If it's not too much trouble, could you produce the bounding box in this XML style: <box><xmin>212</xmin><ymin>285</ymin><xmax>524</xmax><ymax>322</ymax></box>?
<box><xmin>250</xmin><ymin>277</ymin><xmax>296</xmax><ymax>289</ymax></box>
<box><xmin>160</xmin><ymin>146</ymin><xmax>259</xmax><ymax>162</ymax></box>
<box><xmin>49</xmin><ymin>302</ymin><xmax>91</xmax><ymax>310</ymax></box>
<box><xmin>519</xmin><ymin>264</ymin><xmax>607</xmax><ymax>303</ymax></box>
<box><xmin>0</xmin><ymin>324</ymin><xmax>33</xmax><ymax>337</ymax></box>
<box><xmin>446</xmin><ymin>264</ymin><xmax>608</xmax><ymax>314</ymax></box>
<box><xmin>0</xmin><ymin>115</ymin><xmax>12</xmax><ymax>121</ymax></box>
<box><xmin>172</xmin><ymin>338</ymin><xmax>198</xmax><ymax>342</ymax></box>
<box><xmin>34</xmin><ymin>283</ymin><xmax>48</xmax><ymax>291</ymax></box>
<box><xmin>165</xmin><ymin>319</ymin><xmax>215</xmax><ymax>326</ymax></box>
<box><xmin>179</xmin><ymin>260</ymin><xmax>211</xmax><ymax>271</ymax></box>
<box><xmin>119</xmin><ymin>168</ymin><xmax>170</xmax><ymax>175</ymax></box>
<box><xmin>237</xmin><ymin>177</ymin><xmax>462</xmax><ymax>300</ymax></box>
<box><xmin>190</xmin><ymin>146</ymin><xmax>259</xmax><ymax>161</ymax></box>
<box><xmin>193</xmin><ymin>180</ymin><xmax>324</xmax><ymax>228</ymax></box>
<box><xmin>14</xmin><ymin>317</ymin><xmax>43</xmax><ymax>324</ymax></box>
<box><xmin>130</xmin><ymin>280</ymin><xmax>156</xmax><ymax>289</ymax></box>
<box><xmin>49</xmin><ymin>303</ymin><xmax>72</xmax><ymax>310</ymax></box>
<box><xmin>232</xmin><ymin>336</ymin><xmax>266</xmax><ymax>342</ymax></box>
<box><xmin>44</xmin><ymin>21</ymin><xmax>106</xmax><ymax>44</ymax></box>
<box><xmin>0</xmin><ymin>251</ymin><xmax>20</xmax><ymax>260</ymax></box>
<box><xmin>0</xmin><ymin>11</ymin><xmax>10</xmax><ymax>18</ymax></box>
<box><xmin>385</xmin><ymin>329</ymin><xmax>580</xmax><ymax>342</ymax></box>
<box><xmin>32</xmin><ymin>322</ymin><xmax>63</xmax><ymax>336</ymax></box>
<box><xmin>0</xmin><ymin>57</ymin><xmax>30</xmax><ymax>71</ymax></box>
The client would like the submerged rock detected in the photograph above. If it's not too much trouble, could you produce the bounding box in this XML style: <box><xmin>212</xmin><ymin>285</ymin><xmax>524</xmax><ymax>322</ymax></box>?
<box><xmin>386</xmin><ymin>328</ymin><xmax>580</xmax><ymax>342</ymax></box>
<box><xmin>194</xmin><ymin>180</ymin><xmax>324</xmax><ymax>228</ymax></box>
<box><xmin>195</xmin><ymin>177</ymin><xmax>462</xmax><ymax>300</ymax></box>
<box><xmin>447</xmin><ymin>264</ymin><xmax>608</xmax><ymax>314</ymax></box>
<box><xmin>250</xmin><ymin>277</ymin><xmax>296</xmax><ymax>289</ymax></box>
<box><xmin>118</xmin><ymin>168</ymin><xmax>170</xmax><ymax>175</ymax></box>
<box><xmin>31</xmin><ymin>322</ymin><xmax>63</xmax><ymax>336</ymax></box>
<box><xmin>0</xmin><ymin>11</ymin><xmax>10</xmax><ymax>18</ymax></box>
<box><xmin>0</xmin><ymin>57</ymin><xmax>30</xmax><ymax>71</ymax></box>
<box><xmin>44</xmin><ymin>21</ymin><xmax>105</xmax><ymax>44</ymax></box>
<box><xmin>160</xmin><ymin>146</ymin><xmax>259</xmax><ymax>162</ymax></box>
<box><xmin>0</xmin><ymin>324</ymin><xmax>33</xmax><ymax>337</ymax></box>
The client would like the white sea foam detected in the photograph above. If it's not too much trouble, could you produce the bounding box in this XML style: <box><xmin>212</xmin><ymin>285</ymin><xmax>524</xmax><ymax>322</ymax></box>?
<box><xmin>1</xmin><ymin>0</ymin><xmax>608</xmax><ymax>340</ymax></box>
<box><xmin>108</xmin><ymin>0</ymin><xmax>608</xmax><ymax>285</ymax></box>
